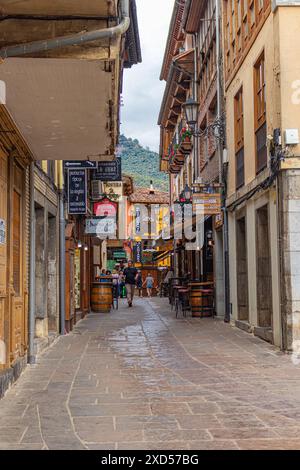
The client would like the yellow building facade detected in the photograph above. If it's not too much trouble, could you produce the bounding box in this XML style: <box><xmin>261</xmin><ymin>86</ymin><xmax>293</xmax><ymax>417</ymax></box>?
<box><xmin>224</xmin><ymin>1</ymin><xmax>300</xmax><ymax>350</ymax></box>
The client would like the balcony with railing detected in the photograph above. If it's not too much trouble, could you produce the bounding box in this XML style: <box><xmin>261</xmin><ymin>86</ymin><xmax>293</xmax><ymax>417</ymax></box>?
<box><xmin>167</xmin><ymin>119</ymin><xmax>193</xmax><ymax>173</ymax></box>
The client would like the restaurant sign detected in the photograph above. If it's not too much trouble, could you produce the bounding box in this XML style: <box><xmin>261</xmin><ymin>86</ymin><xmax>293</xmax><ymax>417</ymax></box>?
<box><xmin>67</xmin><ymin>169</ymin><xmax>87</xmax><ymax>215</ymax></box>
<box><xmin>193</xmin><ymin>193</ymin><xmax>221</xmax><ymax>216</ymax></box>
<box><xmin>91</xmin><ymin>158</ymin><xmax>122</xmax><ymax>181</ymax></box>
<box><xmin>214</xmin><ymin>212</ymin><xmax>224</xmax><ymax>230</ymax></box>
<box><xmin>94</xmin><ymin>198</ymin><xmax>118</xmax><ymax>217</ymax></box>
<box><xmin>85</xmin><ymin>218</ymin><xmax>116</xmax><ymax>236</ymax></box>
<box><xmin>134</xmin><ymin>241</ymin><xmax>142</xmax><ymax>264</ymax></box>
<box><xmin>103</xmin><ymin>181</ymin><xmax>123</xmax><ymax>200</ymax></box>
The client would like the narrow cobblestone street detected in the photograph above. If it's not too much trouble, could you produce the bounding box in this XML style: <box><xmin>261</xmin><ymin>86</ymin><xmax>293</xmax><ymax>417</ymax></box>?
<box><xmin>1</xmin><ymin>298</ymin><xmax>300</xmax><ymax>450</ymax></box>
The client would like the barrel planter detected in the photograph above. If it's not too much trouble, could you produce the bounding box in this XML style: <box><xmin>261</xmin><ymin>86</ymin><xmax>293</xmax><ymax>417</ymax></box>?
<box><xmin>91</xmin><ymin>282</ymin><xmax>113</xmax><ymax>313</ymax></box>
<box><xmin>189</xmin><ymin>282</ymin><xmax>214</xmax><ymax>318</ymax></box>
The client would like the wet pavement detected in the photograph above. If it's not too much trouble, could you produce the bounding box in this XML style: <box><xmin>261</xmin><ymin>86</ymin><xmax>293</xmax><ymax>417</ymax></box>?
<box><xmin>1</xmin><ymin>297</ymin><xmax>300</xmax><ymax>450</ymax></box>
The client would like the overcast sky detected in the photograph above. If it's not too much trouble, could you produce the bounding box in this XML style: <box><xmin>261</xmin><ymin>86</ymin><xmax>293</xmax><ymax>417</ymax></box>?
<box><xmin>120</xmin><ymin>0</ymin><xmax>174</xmax><ymax>152</ymax></box>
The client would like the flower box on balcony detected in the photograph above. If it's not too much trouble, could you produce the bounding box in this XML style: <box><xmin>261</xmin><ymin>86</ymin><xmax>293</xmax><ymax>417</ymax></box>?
<box><xmin>179</xmin><ymin>127</ymin><xmax>193</xmax><ymax>154</ymax></box>
<box><xmin>180</xmin><ymin>140</ymin><xmax>193</xmax><ymax>154</ymax></box>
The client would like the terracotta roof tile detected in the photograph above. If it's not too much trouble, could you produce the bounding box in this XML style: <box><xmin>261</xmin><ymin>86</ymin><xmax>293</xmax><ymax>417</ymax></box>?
<box><xmin>129</xmin><ymin>187</ymin><xmax>169</xmax><ymax>204</ymax></box>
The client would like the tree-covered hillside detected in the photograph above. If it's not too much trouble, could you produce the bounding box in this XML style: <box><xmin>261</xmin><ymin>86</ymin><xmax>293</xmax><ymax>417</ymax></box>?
<box><xmin>118</xmin><ymin>135</ymin><xmax>169</xmax><ymax>192</ymax></box>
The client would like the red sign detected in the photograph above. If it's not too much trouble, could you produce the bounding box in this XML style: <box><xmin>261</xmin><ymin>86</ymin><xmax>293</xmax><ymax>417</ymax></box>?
<box><xmin>94</xmin><ymin>198</ymin><xmax>117</xmax><ymax>217</ymax></box>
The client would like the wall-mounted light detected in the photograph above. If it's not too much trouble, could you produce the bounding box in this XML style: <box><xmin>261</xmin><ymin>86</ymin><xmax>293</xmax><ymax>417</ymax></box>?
<box><xmin>84</xmin><ymin>245</ymin><xmax>88</xmax><ymax>252</ymax></box>
<box><xmin>77</xmin><ymin>240</ymin><xmax>82</xmax><ymax>249</ymax></box>
<box><xmin>182</xmin><ymin>97</ymin><xmax>199</xmax><ymax>127</ymax></box>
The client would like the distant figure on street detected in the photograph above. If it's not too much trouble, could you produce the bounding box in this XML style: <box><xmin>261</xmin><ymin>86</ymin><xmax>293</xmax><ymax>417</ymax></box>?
<box><xmin>111</xmin><ymin>269</ymin><xmax>120</xmax><ymax>299</ymax></box>
<box><xmin>123</xmin><ymin>260</ymin><xmax>138</xmax><ymax>307</ymax></box>
<box><xmin>136</xmin><ymin>270</ymin><xmax>143</xmax><ymax>297</ymax></box>
<box><xmin>99</xmin><ymin>269</ymin><xmax>107</xmax><ymax>283</ymax></box>
<box><xmin>143</xmin><ymin>273</ymin><xmax>155</xmax><ymax>298</ymax></box>
<box><xmin>119</xmin><ymin>270</ymin><xmax>126</xmax><ymax>298</ymax></box>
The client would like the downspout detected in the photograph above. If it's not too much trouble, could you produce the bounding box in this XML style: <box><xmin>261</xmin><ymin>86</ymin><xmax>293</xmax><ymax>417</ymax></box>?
<box><xmin>0</xmin><ymin>0</ymin><xmax>130</xmax><ymax>58</ymax></box>
<box><xmin>28</xmin><ymin>162</ymin><xmax>36</xmax><ymax>364</ymax></box>
<box><xmin>58</xmin><ymin>162</ymin><xmax>66</xmax><ymax>336</ymax></box>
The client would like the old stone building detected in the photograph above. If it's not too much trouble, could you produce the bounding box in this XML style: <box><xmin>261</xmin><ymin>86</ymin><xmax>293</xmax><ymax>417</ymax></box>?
<box><xmin>33</xmin><ymin>162</ymin><xmax>60</xmax><ymax>346</ymax></box>
<box><xmin>223</xmin><ymin>0</ymin><xmax>300</xmax><ymax>350</ymax></box>
<box><xmin>0</xmin><ymin>0</ymin><xmax>141</xmax><ymax>396</ymax></box>
<box><xmin>158</xmin><ymin>0</ymin><xmax>225</xmax><ymax>316</ymax></box>
<box><xmin>0</xmin><ymin>107</ymin><xmax>32</xmax><ymax>397</ymax></box>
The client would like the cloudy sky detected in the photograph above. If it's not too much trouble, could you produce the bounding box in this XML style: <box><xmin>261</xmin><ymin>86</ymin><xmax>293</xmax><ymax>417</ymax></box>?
<box><xmin>121</xmin><ymin>0</ymin><xmax>174</xmax><ymax>152</ymax></box>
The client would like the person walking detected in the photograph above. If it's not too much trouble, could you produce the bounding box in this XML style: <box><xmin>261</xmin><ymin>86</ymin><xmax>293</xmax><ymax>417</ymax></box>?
<box><xmin>143</xmin><ymin>273</ymin><xmax>155</xmax><ymax>298</ymax></box>
<box><xmin>123</xmin><ymin>260</ymin><xmax>138</xmax><ymax>307</ymax></box>
<box><xmin>118</xmin><ymin>270</ymin><xmax>126</xmax><ymax>298</ymax></box>
<box><xmin>136</xmin><ymin>270</ymin><xmax>143</xmax><ymax>297</ymax></box>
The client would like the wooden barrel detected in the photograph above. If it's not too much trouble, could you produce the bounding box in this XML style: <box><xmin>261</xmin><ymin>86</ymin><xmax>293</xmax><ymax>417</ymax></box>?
<box><xmin>91</xmin><ymin>282</ymin><xmax>113</xmax><ymax>313</ymax></box>
<box><xmin>189</xmin><ymin>282</ymin><xmax>214</xmax><ymax>318</ymax></box>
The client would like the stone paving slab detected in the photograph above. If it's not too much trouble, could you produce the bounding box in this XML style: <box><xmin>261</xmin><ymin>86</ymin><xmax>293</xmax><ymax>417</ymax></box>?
<box><xmin>1</xmin><ymin>297</ymin><xmax>300</xmax><ymax>449</ymax></box>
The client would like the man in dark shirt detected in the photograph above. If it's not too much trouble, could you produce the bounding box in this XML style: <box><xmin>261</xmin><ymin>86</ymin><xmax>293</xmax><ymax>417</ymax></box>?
<box><xmin>123</xmin><ymin>260</ymin><xmax>138</xmax><ymax>307</ymax></box>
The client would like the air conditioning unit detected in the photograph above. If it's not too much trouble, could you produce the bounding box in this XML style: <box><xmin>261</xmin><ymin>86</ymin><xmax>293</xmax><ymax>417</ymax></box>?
<box><xmin>91</xmin><ymin>180</ymin><xmax>103</xmax><ymax>200</ymax></box>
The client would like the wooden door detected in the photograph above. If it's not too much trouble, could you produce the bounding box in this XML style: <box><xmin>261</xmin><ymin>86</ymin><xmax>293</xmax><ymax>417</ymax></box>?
<box><xmin>10</xmin><ymin>163</ymin><xmax>27</xmax><ymax>362</ymax></box>
<box><xmin>0</xmin><ymin>151</ymin><xmax>7</xmax><ymax>369</ymax></box>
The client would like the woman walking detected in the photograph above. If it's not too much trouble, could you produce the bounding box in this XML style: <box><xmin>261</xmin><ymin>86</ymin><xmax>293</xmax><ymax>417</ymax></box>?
<box><xmin>143</xmin><ymin>273</ymin><xmax>155</xmax><ymax>298</ymax></box>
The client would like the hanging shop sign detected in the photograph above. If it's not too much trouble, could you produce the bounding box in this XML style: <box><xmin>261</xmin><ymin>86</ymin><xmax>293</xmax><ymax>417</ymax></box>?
<box><xmin>103</xmin><ymin>181</ymin><xmax>123</xmax><ymax>200</ymax></box>
<box><xmin>91</xmin><ymin>158</ymin><xmax>122</xmax><ymax>181</ymax></box>
<box><xmin>134</xmin><ymin>241</ymin><xmax>142</xmax><ymax>264</ymax></box>
<box><xmin>135</xmin><ymin>206</ymin><xmax>141</xmax><ymax>234</ymax></box>
<box><xmin>214</xmin><ymin>212</ymin><xmax>224</xmax><ymax>230</ymax></box>
<box><xmin>85</xmin><ymin>218</ymin><xmax>116</xmax><ymax>236</ymax></box>
<box><xmin>64</xmin><ymin>161</ymin><xmax>97</xmax><ymax>169</ymax></box>
<box><xmin>0</xmin><ymin>219</ymin><xmax>6</xmax><ymax>245</ymax></box>
<box><xmin>93</xmin><ymin>198</ymin><xmax>118</xmax><ymax>217</ymax></box>
<box><xmin>142</xmin><ymin>250</ymin><xmax>154</xmax><ymax>264</ymax></box>
<box><xmin>113</xmin><ymin>251</ymin><xmax>127</xmax><ymax>260</ymax></box>
<box><xmin>67</xmin><ymin>169</ymin><xmax>87</xmax><ymax>215</ymax></box>
<box><xmin>193</xmin><ymin>193</ymin><xmax>221</xmax><ymax>216</ymax></box>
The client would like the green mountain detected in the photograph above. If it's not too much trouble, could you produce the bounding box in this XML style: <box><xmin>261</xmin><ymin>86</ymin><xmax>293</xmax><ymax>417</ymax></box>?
<box><xmin>118</xmin><ymin>135</ymin><xmax>169</xmax><ymax>192</ymax></box>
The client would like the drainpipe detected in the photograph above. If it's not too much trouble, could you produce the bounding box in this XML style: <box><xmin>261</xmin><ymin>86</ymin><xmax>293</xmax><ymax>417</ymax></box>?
<box><xmin>58</xmin><ymin>162</ymin><xmax>66</xmax><ymax>335</ymax></box>
<box><xmin>28</xmin><ymin>162</ymin><xmax>36</xmax><ymax>364</ymax></box>
<box><xmin>0</xmin><ymin>0</ymin><xmax>130</xmax><ymax>58</ymax></box>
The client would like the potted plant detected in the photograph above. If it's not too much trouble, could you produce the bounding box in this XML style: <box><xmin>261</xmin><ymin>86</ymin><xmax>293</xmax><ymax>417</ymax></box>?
<box><xmin>180</xmin><ymin>127</ymin><xmax>192</xmax><ymax>143</ymax></box>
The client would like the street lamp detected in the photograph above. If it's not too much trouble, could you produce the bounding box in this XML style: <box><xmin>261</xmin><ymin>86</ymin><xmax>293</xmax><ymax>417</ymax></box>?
<box><xmin>179</xmin><ymin>184</ymin><xmax>192</xmax><ymax>204</ymax></box>
<box><xmin>182</xmin><ymin>97</ymin><xmax>199</xmax><ymax>128</ymax></box>
<box><xmin>183</xmin><ymin>97</ymin><xmax>224</xmax><ymax>141</ymax></box>
<box><xmin>183</xmin><ymin>184</ymin><xmax>192</xmax><ymax>202</ymax></box>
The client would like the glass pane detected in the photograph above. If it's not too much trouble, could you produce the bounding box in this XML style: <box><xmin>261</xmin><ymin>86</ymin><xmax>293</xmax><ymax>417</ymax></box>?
<box><xmin>236</xmin><ymin>147</ymin><xmax>245</xmax><ymax>188</ymax></box>
<box><xmin>256</xmin><ymin>123</ymin><xmax>267</xmax><ymax>173</ymax></box>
